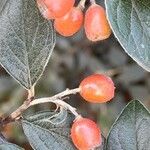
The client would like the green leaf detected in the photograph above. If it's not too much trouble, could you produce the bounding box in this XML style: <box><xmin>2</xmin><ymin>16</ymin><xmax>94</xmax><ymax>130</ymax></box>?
<box><xmin>22</xmin><ymin>109</ymin><xmax>76</xmax><ymax>150</ymax></box>
<box><xmin>106</xmin><ymin>100</ymin><xmax>150</xmax><ymax>150</ymax></box>
<box><xmin>105</xmin><ymin>0</ymin><xmax>150</xmax><ymax>71</ymax></box>
<box><xmin>0</xmin><ymin>0</ymin><xmax>56</xmax><ymax>89</ymax></box>
<box><xmin>0</xmin><ymin>133</ymin><xmax>23</xmax><ymax>150</ymax></box>
<box><xmin>0</xmin><ymin>0</ymin><xmax>8</xmax><ymax>14</ymax></box>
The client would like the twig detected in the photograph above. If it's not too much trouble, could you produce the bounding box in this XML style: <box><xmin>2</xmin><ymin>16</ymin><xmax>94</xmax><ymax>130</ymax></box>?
<box><xmin>77</xmin><ymin>0</ymin><xmax>86</xmax><ymax>10</ymax></box>
<box><xmin>27</xmin><ymin>86</ymin><xmax>35</xmax><ymax>100</ymax></box>
<box><xmin>1</xmin><ymin>96</ymin><xmax>34</xmax><ymax>125</ymax></box>
<box><xmin>1</xmin><ymin>88</ymin><xmax>80</xmax><ymax>125</ymax></box>
<box><xmin>90</xmin><ymin>0</ymin><xmax>96</xmax><ymax>4</ymax></box>
<box><xmin>31</xmin><ymin>99</ymin><xmax>79</xmax><ymax>117</ymax></box>
<box><xmin>31</xmin><ymin>88</ymin><xmax>80</xmax><ymax>105</ymax></box>
<box><xmin>47</xmin><ymin>88</ymin><xmax>80</xmax><ymax>100</ymax></box>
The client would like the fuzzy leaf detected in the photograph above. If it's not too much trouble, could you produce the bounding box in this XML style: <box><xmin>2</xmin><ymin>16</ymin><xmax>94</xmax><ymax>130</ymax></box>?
<box><xmin>22</xmin><ymin>109</ymin><xmax>76</xmax><ymax>150</ymax></box>
<box><xmin>106</xmin><ymin>0</ymin><xmax>150</xmax><ymax>71</ymax></box>
<box><xmin>0</xmin><ymin>0</ymin><xmax>8</xmax><ymax>14</ymax></box>
<box><xmin>0</xmin><ymin>0</ymin><xmax>56</xmax><ymax>89</ymax></box>
<box><xmin>106</xmin><ymin>100</ymin><xmax>150</xmax><ymax>150</ymax></box>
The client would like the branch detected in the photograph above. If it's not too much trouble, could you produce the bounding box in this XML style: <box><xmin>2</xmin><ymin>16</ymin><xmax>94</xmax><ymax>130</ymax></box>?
<box><xmin>31</xmin><ymin>88</ymin><xmax>80</xmax><ymax>105</ymax></box>
<box><xmin>1</xmin><ymin>88</ymin><xmax>80</xmax><ymax>125</ymax></box>
<box><xmin>77</xmin><ymin>0</ymin><xmax>86</xmax><ymax>10</ymax></box>
<box><xmin>90</xmin><ymin>0</ymin><xmax>96</xmax><ymax>4</ymax></box>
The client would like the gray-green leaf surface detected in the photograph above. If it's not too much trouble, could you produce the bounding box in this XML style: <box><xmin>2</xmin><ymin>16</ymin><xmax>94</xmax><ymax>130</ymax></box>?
<box><xmin>0</xmin><ymin>0</ymin><xmax>56</xmax><ymax>89</ymax></box>
<box><xmin>22</xmin><ymin>110</ymin><xmax>76</xmax><ymax>150</ymax></box>
<box><xmin>106</xmin><ymin>0</ymin><xmax>150</xmax><ymax>71</ymax></box>
<box><xmin>106</xmin><ymin>100</ymin><xmax>150</xmax><ymax>150</ymax></box>
<box><xmin>0</xmin><ymin>0</ymin><xmax>8</xmax><ymax>14</ymax></box>
<box><xmin>0</xmin><ymin>133</ymin><xmax>24</xmax><ymax>150</ymax></box>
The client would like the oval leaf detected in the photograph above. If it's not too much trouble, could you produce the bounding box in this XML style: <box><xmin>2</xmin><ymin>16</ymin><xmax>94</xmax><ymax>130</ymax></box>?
<box><xmin>105</xmin><ymin>0</ymin><xmax>150</xmax><ymax>71</ymax></box>
<box><xmin>0</xmin><ymin>0</ymin><xmax>56</xmax><ymax>89</ymax></box>
<box><xmin>106</xmin><ymin>100</ymin><xmax>150</xmax><ymax>150</ymax></box>
<box><xmin>22</xmin><ymin>109</ymin><xmax>76</xmax><ymax>150</ymax></box>
<box><xmin>0</xmin><ymin>133</ymin><xmax>23</xmax><ymax>150</ymax></box>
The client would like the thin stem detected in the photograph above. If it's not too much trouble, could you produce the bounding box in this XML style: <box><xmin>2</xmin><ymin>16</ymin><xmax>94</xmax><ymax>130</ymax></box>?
<box><xmin>1</xmin><ymin>88</ymin><xmax>80</xmax><ymax>125</ymax></box>
<box><xmin>56</xmin><ymin>100</ymin><xmax>79</xmax><ymax>117</ymax></box>
<box><xmin>30</xmin><ymin>88</ymin><xmax>80</xmax><ymax>117</ymax></box>
<box><xmin>31</xmin><ymin>99</ymin><xmax>79</xmax><ymax>117</ymax></box>
<box><xmin>77</xmin><ymin>0</ymin><xmax>86</xmax><ymax>10</ymax></box>
<box><xmin>27</xmin><ymin>86</ymin><xmax>35</xmax><ymax>99</ymax></box>
<box><xmin>48</xmin><ymin>88</ymin><xmax>80</xmax><ymax>100</ymax></box>
<box><xmin>31</xmin><ymin>88</ymin><xmax>80</xmax><ymax>105</ymax></box>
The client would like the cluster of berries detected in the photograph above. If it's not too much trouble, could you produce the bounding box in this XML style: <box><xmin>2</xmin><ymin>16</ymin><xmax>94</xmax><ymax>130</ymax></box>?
<box><xmin>37</xmin><ymin>1</ymin><xmax>114</xmax><ymax>149</ymax></box>
<box><xmin>37</xmin><ymin>0</ymin><xmax>111</xmax><ymax>41</ymax></box>
<box><xmin>71</xmin><ymin>74</ymin><xmax>115</xmax><ymax>149</ymax></box>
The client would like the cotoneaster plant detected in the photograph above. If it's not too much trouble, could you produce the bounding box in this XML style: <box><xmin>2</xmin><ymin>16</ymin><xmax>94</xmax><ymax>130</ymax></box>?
<box><xmin>37</xmin><ymin>0</ymin><xmax>112</xmax><ymax>40</ymax></box>
<box><xmin>71</xmin><ymin>116</ymin><xmax>102</xmax><ymax>150</ymax></box>
<box><xmin>0</xmin><ymin>0</ymin><xmax>149</xmax><ymax>150</ymax></box>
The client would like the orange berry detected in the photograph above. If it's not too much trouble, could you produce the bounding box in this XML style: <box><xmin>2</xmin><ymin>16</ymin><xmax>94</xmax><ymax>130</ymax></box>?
<box><xmin>54</xmin><ymin>7</ymin><xmax>83</xmax><ymax>36</ymax></box>
<box><xmin>79</xmin><ymin>74</ymin><xmax>115</xmax><ymax>103</ymax></box>
<box><xmin>84</xmin><ymin>4</ymin><xmax>111</xmax><ymax>41</ymax></box>
<box><xmin>37</xmin><ymin>0</ymin><xmax>75</xmax><ymax>19</ymax></box>
<box><xmin>71</xmin><ymin>117</ymin><xmax>102</xmax><ymax>150</ymax></box>
<box><xmin>37</xmin><ymin>0</ymin><xmax>54</xmax><ymax>19</ymax></box>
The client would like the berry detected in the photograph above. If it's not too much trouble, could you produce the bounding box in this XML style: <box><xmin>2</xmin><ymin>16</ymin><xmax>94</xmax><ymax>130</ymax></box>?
<box><xmin>79</xmin><ymin>74</ymin><xmax>115</xmax><ymax>103</ymax></box>
<box><xmin>37</xmin><ymin>0</ymin><xmax>54</xmax><ymax>19</ymax></box>
<box><xmin>37</xmin><ymin>0</ymin><xmax>75</xmax><ymax>19</ymax></box>
<box><xmin>71</xmin><ymin>117</ymin><xmax>102</xmax><ymax>150</ymax></box>
<box><xmin>84</xmin><ymin>4</ymin><xmax>111</xmax><ymax>41</ymax></box>
<box><xmin>54</xmin><ymin>7</ymin><xmax>83</xmax><ymax>36</ymax></box>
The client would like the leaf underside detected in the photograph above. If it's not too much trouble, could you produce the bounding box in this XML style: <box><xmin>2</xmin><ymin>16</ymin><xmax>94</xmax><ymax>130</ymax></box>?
<box><xmin>106</xmin><ymin>0</ymin><xmax>150</xmax><ymax>71</ymax></box>
<box><xmin>22</xmin><ymin>109</ymin><xmax>76</xmax><ymax>150</ymax></box>
<box><xmin>106</xmin><ymin>100</ymin><xmax>150</xmax><ymax>150</ymax></box>
<box><xmin>0</xmin><ymin>0</ymin><xmax>56</xmax><ymax>89</ymax></box>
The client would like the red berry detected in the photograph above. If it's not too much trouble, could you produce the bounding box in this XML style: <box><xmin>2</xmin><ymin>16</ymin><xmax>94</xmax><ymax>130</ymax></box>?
<box><xmin>54</xmin><ymin>7</ymin><xmax>83</xmax><ymax>36</ymax></box>
<box><xmin>37</xmin><ymin>0</ymin><xmax>54</xmax><ymax>19</ymax></box>
<box><xmin>84</xmin><ymin>4</ymin><xmax>111</xmax><ymax>41</ymax></box>
<box><xmin>71</xmin><ymin>117</ymin><xmax>101</xmax><ymax>150</ymax></box>
<box><xmin>37</xmin><ymin>0</ymin><xmax>75</xmax><ymax>19</ymax></box>
<box><xmin>79</xmin><ymin>74</ymin><xmax>115</xmax><ymax>103</ymax></box>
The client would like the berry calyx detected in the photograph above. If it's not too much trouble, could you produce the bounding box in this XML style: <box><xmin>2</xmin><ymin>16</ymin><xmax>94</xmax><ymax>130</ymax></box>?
<box><xmin>71</xmin><ymin>117</ymin><xmax>102</xmax><ymax>150</ymax></box>
<box><xmin>84</xmin><ymin>4</ymin><xmax>111</xmax><ymax>41</ymax></box>
<box><xmin>79</xmin><ymin>74</ymin><xmax>115</xmax><ymax>103</ymax></box>
<box><xmin>37</xmin><ymin>0</ymin><xmax>75</xmax><ymax>19</ymax></box>
<box><xmin>54</xmin><ymin>7</ymin><xmax>83</xmax><ymax>36</ymax></box>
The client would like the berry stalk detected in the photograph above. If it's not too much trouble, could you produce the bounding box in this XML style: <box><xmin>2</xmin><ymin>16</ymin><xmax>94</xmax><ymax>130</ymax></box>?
<box><xmin>77</xmin><ymin>0</ymin><xmax>86</xmax><ymax>10</ymax></box>
<box><xmin>90</xmin><ymin>0</ymin><xmax>96</xmax><ymax>4</ymax></box>
<box><xmin>0</xmin><ymin>88</ymin><xmax>80</xmax><ymax>125</ymax></box>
